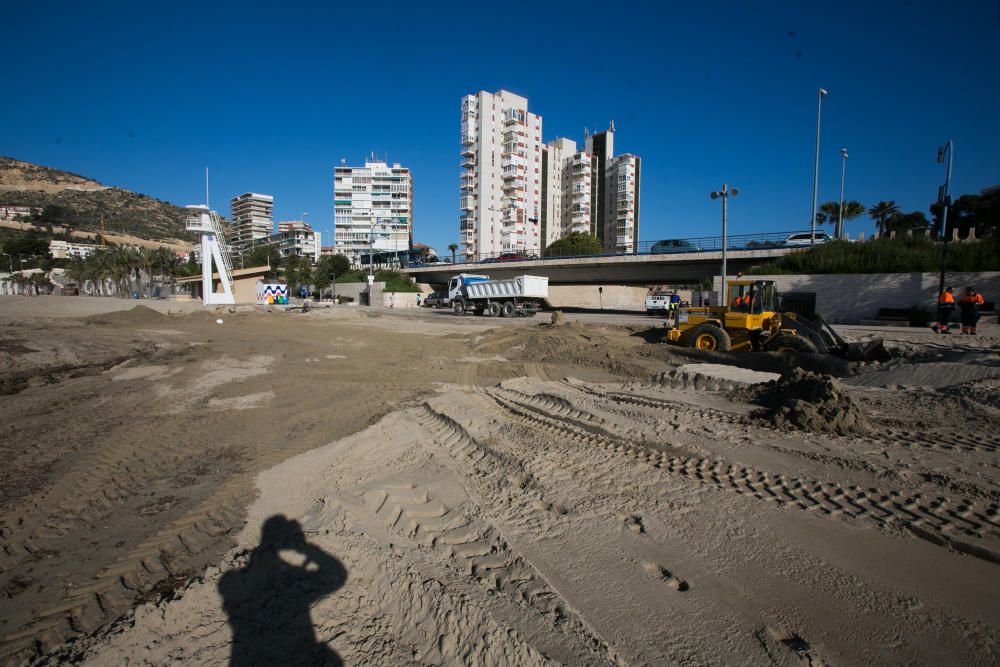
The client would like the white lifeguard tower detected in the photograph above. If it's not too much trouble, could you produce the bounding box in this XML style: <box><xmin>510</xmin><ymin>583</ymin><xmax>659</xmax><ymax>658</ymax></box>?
<box><xmin>185</xmin><ymin>204</ymin><xmax>235</xmax><ymax>305</ymax></box>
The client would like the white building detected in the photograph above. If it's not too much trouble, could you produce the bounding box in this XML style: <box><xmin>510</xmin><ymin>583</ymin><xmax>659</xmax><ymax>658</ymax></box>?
<box><xmin>0</xmin><ymin>206</ymin><xmax>38</xmax><ymax>223</ymax></box>
<box><xmin>585</xmin><ymin>122</ymin><xmax>640</xmax><ymax>253</ymax></box>
<box><xmin>229</xmin><ymin>192</ymin><xmax>274</xmax><ymax>252</ymax></box>
<box><xmin>269</xmin><ymin>221</ymin><xmax>321</xmax><ymax>262</ymax></box>
<box><xmin>541</xmin><ymin>138</ymin><xmax>597</xmax><ymax>248</ymax></box>
<box><xmin>333</xmin><ymin>160</ymin><xmax>412</xmax><ymax>264</ymax></box>
<box><xmin>49</xmin><ymin>239</ymin><xmax>101</xmax><ymax>259</ymax></box>
<box><xmin>459</xmin><ymin>90</ymin><xmax>543</xmax><ymax>260</ymax></box>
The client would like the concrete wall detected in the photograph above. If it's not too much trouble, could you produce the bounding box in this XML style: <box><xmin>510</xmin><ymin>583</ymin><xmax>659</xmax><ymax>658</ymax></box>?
<box><xmin>381</xmin><ymin>292</ymin><xmax>419</xmax><ymax>308</ymax></box>
<box><xmin>333</xmin><ymin>281</ymin><xmax>383</xmax><ymax>305</ymax></box>
<box><xmin>713</xmin><ymin>272</ymin><xmax>1000</xmax><ymax>324</ymax></box>
<box><xmin>546</xmin><ymin>285</ymin><xmax>648</xmax><ymax>311</ymax></box>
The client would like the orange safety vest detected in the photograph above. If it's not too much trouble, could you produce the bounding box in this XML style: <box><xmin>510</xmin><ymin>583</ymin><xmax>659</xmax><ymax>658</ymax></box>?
<box><xmin>939</xmin><ymin>291</ymin><xmax>954</xmax><ymax>304</ymax></box>
<box><xmin>960</xmin><ymin>292</ymin><xmax>984</xmax><ymax>305</ymax></box>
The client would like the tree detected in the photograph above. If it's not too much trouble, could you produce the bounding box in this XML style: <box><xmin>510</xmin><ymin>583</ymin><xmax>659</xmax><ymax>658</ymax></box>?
<box><xmin>930</xmin><ymin>191</ymin><xmax>1000</xmax><ymax>240</ymax></box>
<box><xmin>816</xmin><ymin>200</ymin><xmax>865</xmax><ymax>237</ymax></box>
<box><xmin>65</xmin><ymin>258</ymin><xmax>88</xmax><ymax>294</ymax></box>
<box><xmin>448</xmin><ymin>243</ymin><xmax>458</xmax><ymax>263</ymax></box>
<box><xmin>868</xmin><ymin>201</ymin><xmax>900</xmax><ymax>237</ymax></box>
<box><xmin>542</xmin><ymin>232</ymin><xmax>603</xmax><ymax>258</ymax></box>
<box><xmin>884</xmin><ymin>210</ymin><xmax>929</xmax><ymax>234</ymax></box>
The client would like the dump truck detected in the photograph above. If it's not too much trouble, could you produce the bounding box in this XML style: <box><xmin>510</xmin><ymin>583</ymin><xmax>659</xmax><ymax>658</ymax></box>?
<box><xmin>448</xmin><ymin>273</ymin><xmax>548</xmax><ymax>317</ymax></box>
<box><xmin>665</xmin><ymin>278</ymin><xmax>887</xmax><ymax>360</ymax></box>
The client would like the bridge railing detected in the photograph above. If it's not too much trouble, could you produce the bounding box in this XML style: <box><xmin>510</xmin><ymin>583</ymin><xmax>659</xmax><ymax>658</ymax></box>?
<box><xmin>407</xmin><ymin>230</ymin><xmax>815</xmax><ymax>268</ymax></box>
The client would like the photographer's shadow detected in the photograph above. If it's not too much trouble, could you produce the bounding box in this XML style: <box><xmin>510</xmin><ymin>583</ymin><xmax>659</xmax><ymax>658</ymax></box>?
<box><xmin>219</xmin><ymin>515</ymin><xmax>347</xmax><ymax>666</ymax></box>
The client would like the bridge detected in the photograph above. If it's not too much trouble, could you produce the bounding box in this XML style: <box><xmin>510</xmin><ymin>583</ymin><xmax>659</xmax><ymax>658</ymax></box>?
<box><xmin>402</xmin><ymin>231</ymin><xmax>810</xmax><ymax>286</ymax></box>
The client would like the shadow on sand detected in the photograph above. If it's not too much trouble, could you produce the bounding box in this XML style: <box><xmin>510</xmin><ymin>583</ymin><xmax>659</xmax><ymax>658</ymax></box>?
<box><xmin>219</xmin><ymin>515</ymin><xmax>347</xmax><ymax>666</ymax></box>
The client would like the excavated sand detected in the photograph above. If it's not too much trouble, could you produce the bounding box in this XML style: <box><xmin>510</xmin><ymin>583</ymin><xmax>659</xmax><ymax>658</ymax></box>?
<box><xmin>1</xmin><ymin>297</ymin><xmax>998</xmax><ymax>665</ymax></box>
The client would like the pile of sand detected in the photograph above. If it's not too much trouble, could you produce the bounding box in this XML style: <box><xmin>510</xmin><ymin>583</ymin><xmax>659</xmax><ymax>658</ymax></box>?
<box><xmin>748</xmin><ymin>368</ymin><xmax>870</xmax><ymax>435</ymax></box>
<box><xmin>84</xmin><ymin>305</ymin><xmax>169</xmax><ymax>326</ymax></box>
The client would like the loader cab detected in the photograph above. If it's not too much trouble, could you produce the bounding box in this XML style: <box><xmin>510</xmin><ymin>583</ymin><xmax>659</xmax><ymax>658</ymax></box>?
<box><xmin>726</xmin><ymin>280</ymin><xmax>776</xmax><ymax>316</ymax></box>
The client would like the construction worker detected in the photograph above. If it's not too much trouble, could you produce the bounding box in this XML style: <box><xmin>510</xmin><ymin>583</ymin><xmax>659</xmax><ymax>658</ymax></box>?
<box><xmin>932</xmin><ymin>286</ymin><xmax>955</xmax><ymax>334</ymax></box>
<box><xmin>958</xmin><ymin>286</ymin><xmax>984</xmax><ymax>335</ymax></box>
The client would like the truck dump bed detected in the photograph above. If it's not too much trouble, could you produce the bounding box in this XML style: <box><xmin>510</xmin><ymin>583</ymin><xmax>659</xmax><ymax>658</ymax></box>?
<box><xmin>464</xmin><ymin>275</ymin><xmax>548</xmax><ymax>299</ymax></box>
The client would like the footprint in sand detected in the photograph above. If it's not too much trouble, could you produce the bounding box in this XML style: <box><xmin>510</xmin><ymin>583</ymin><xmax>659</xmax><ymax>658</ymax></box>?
<box><xmin>642</xmin><ymin>561</ymin><xmax>689</xmax><ymax>591</ymax></box>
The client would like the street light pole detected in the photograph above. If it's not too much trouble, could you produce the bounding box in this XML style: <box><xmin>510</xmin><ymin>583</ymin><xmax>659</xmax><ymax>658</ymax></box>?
<box><xmin>837</xmin><ymin>148</ymin><xmax>848</xmax><ymax>240</ymax></box>
<box><xmin>810</xmin><ymin>88</ymin><xmax>828</xmax><ymax>245</ymax></box>
<box><xmin>367</xmin><ymin>220</ymin><xmax>377</xmax><ymax>308</ymax></box>
<box><xmin>710</xmin><ymin>184</ymin><xmax>738</xmax><ymax>300</ymax></box>
<box><xmin>936</xmin><ymin>140</ymin><xmax>954</xmax><ymax>299</ymax></box>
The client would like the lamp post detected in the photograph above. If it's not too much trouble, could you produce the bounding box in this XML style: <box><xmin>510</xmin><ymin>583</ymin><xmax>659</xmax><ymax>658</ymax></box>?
<box><xmin>367</xmin><ymin>220</ymin><xmax>377</xmax><ymax>308</ymax></box>
<box><xmin>810</xmin><ymin>88</ymin><xmax>828</xmax><ymax>245</ymax></box>
<box><xmin>837</xmin><ymin>148</ymin><xmax>848</xmax><ymax>240</ymax></box>
<box><xmin>710</xmin><ymin>184</ymin><xmax>738</xmax><ymax>299</ymax></box>
<box><xmin>936</xmin><ymin>140</ymin><xmax>954</xmax><ymax>299</ymax></box>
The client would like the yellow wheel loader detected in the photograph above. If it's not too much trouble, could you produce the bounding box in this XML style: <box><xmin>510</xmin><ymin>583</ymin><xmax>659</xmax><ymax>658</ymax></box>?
<box><xmin>665</xmin><ymin>279</ymin><xmax>886</xmax><ymax>361</ymax></box>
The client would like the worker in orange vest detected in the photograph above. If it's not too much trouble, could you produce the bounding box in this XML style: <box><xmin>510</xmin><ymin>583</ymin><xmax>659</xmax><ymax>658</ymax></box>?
<box><xmin>932</xmin><ymin>286</ymin><xmax>955</xmax><ymax>334</ymax></box>
<box><xmin>958</xmin><ymin>286</ymin><xmax>985</xmax><ymax>335</ymax></box>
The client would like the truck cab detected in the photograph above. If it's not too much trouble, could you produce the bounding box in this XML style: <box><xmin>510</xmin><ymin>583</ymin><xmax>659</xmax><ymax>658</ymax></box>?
<box><xmin>447</xmin><ymin>274</ymin><xmax>490</xmax><ymax>302</ymax></box>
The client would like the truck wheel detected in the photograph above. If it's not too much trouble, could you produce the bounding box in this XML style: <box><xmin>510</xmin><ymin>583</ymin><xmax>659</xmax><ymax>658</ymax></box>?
<box><xmin>765</xmin><ymin>333</ymin><xmax>817</xmax><ymax>354</ymax></box>
<box><xmin>686</xmin><ymin>323</ymin><xmax>731</xmax><ymax>352</ymax></box>
<box><xmin>501</xmin><ymin>301</ymin><xmax>516</xmax><ymax>318</ymax></box>
<box><xmin>486</xmin><ymin>302</ymin><xmax>501</xmax><ymax>317</ymax></box>
<box><xmin>452</xmin><ymin>300</ymin><xmax>465</xmax><ymax>315</ymax></box>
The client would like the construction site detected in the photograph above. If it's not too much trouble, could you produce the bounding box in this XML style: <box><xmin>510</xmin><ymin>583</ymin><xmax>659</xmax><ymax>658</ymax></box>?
<box><xmin>0</xmin><ymin>293</ymin><xmax>997</xmax><ymax>665</ymax></box>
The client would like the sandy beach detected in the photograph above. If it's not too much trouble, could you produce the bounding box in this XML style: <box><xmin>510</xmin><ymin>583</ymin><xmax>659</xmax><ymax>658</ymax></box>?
<box><xmin>1</xmin><ymin>296</ymin><xmax>998</xmax><ymax>665</ymax></box>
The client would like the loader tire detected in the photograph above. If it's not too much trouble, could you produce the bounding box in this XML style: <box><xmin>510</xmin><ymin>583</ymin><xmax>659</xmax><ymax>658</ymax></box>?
<box><xmin>765</xmin><ymin>333</ymin><xmax>817</xmax><ymax>354</ymax></box>
<box><xmin>686</xmin><ymin>323</ymin><xmax>731</xmax><ymax>352</ymax></box>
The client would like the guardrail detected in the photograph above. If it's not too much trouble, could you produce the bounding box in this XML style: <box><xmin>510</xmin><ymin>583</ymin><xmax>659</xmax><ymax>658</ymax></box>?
<box><xmin>404</xmin><ymin>230</ymin><xmax>821</xmax><ymax>268</ymax></box>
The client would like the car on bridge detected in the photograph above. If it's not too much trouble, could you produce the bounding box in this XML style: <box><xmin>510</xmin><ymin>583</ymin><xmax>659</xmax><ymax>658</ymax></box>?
<box><xmin>650</xmin><ymin>239</ymin><xmax>703</xmax><ymax>254</ymax></box>
<box><xmin>782</xmin><ymin>231</ymin><xmax>832</xmax><ymax>247</ymax></box>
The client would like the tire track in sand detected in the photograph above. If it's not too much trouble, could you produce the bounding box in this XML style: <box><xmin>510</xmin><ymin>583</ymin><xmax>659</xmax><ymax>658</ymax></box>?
<box><xmin>487</xmin><ymin>387</ymin><xmax>1000</xmax><ymax>565</ymax></box>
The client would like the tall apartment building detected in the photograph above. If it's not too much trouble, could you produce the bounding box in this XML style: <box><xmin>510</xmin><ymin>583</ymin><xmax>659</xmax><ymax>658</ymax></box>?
<box><xmin>459</xmin><ymin>90</ymin><xmax>543</xmax><ymax>260</ymax></box>
<box><xmin>540</xmin><ymin>138</ymin><xmax>597</xmax><ymax>248</ymax></box>
<box><xmin>229</xmin><ymin>192</ymin><xmax>274</xmax><ymax>252</ymax></box>
<box><xmin>333</xmin><ymin>160</ymin><xmax>412</xmax><ymax>264</ymax></box>
<box><xmin>585</xmin><ymin>122</ymin><xmax>640</xmax><ymax>253</ymax></box>
<box><xmin>270</xmin><ymin>220</ymin><xmax>321</xmax><ymax>262</ymax></box>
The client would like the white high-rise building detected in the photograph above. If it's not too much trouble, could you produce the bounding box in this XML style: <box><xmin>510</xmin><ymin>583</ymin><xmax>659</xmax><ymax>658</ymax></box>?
<box><xmin>585</xmin><ymin>122</ymin><xmax>640</xmax><ymax>253</ymax></box>
<box><xmin>459</xmin><ymin>90</ymin><xmax>543</xmax><ymax>260</ymax></box>
<box><xmin>270</xmin><ymin>221</ymin><xmax>321</xmax><ymax>262</ymax></box>
<box><xmin>229</xmin><ymin>192</ymin><xmax>274</xmax><ymax>252</ymax></box>
<box><xmin>541</xmin><ymin>138</ymin><xmax>597</xmax><ymax>247</ymax></box>
<box><xmin>334</xmin><ymin>160</ymin><xmax>412</xmax><ymax>265</ymax></box>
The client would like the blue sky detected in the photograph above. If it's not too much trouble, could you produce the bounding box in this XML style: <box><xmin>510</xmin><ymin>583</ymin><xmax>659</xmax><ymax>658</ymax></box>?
<box><xmin>2</xmin><ymin>0</ymin><xmax>998</xmax><ymax>252</ymax></box>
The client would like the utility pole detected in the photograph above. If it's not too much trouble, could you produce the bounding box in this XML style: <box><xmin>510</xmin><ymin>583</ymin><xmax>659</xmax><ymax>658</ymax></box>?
<box><xmin>810</xmin><ymin>88</ymin><xmax>828</xmax><ymax>244</ymax></box>
<box><xmin>711</xmin><ymin>184</ymin><xmax>738</xmax><ymax>300</ymax></box>
<box><xmin>936</xmin><ymin>141</ymin><xmax>954</xmax><ymax>299</ymax></box>
<box><xmin>837</xmin><ymin>148</ymin><xmax>848</xmax><ymax>239</ymax></box>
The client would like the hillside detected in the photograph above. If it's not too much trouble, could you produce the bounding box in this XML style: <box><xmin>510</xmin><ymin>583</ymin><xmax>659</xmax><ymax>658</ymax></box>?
<box><xmin>0</xmin><ymin>157</ymin><xmax>195</xmax><ymax>242</ymax></box>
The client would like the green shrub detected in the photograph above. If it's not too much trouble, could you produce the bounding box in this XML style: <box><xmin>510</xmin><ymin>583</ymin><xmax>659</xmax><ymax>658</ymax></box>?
<box><xmin>746</xmin><ymin>235</ymin><xmax>1000</xmax><ymax>275</ymax></box>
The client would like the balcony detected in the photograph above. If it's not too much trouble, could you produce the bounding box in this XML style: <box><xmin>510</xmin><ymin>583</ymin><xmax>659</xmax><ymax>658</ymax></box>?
<box><xmin>459</xmin><ymin>196</ymin><xmax>475</xmax><ymax>211</ymax></box>
<box><xmin>461</xmin><ymin>132</ymin><xmax>475</xmax><ymax>145</ymax></box>
<box><xmin>502</xmin><ymin>179</ymin><xmax>525</xmax><ymax>191</ymax></box>
<box><xmin>460</xmin><ymin>177</ymin><xmax>475</xmax><ymax>190</ymax></box>
<box><xmin>460</xmin><ymin>220</ymin><xmax>476</xmax><ymax>232</ymax></box>
<box><xmin>461</xmin><ymin>157</ymin><xmax>475</xmax><ymax>168</ymax></box>
<box><xmin>461</xmin><ymin>144</ymin><xmax>475</xmax><ymax>157</ymax></box>
<box><xmin>617</xmin><ymin>235</ymin><xmax>632</xmax><ymax>246</ymax></box>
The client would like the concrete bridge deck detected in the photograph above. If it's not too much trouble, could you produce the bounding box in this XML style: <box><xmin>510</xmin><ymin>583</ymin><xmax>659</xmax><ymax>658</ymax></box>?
<box><xmin>402</xmin><ymin>247</ymin><xmax>800</xmax><ymax>286</ymax></box>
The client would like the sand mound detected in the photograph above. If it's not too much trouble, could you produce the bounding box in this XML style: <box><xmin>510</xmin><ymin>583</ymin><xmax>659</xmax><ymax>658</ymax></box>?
<box><xmin>473</xmin><ymin>323</ymin><xmax>685</xmax><ymax>378</ymax></box>
<box><xmin>550</xmin><ymin>310</ymin><xmax>567</xmax><ymax>326</ymax></box>
<box><xmin>85</xmin><ymin>305</ymin><xmax>168</xmax><ymax>326</ymax></box>
<box><xmin>748</xmin><ymin>368</ymin><xmax>870</xmax><ymax>435</ymax></box>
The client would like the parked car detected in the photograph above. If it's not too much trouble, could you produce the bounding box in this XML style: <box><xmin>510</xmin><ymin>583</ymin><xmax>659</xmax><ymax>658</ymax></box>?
<box><xmin>783</xmin><ymin>231</ymin><xmax>832</xmax><ymax>247</ymax></box>
<box><xmin>496</xmin><ymin>253</ymin><xmax>529</xmax><ymax>262</ymax></box>
<box><xmin>650</xmin><ymin>239</ymin><xmax>702</xmax><ymax>254</ymax></box>
<box><xmin>423</xmin><ymin>291</ymin><xmax>451</xmax><ymax>308</ymax></box>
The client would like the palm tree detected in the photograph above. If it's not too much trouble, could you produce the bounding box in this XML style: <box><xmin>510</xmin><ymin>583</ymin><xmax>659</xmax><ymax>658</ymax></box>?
<box><xmin>868</xmin><ymin>201</ymin><xmax>900</xmax><ymax>238</ymax></box>
<box><xmin>448</xmin><ymin>243</ymin><xmax>458</xmax><ymax>264</ymax></box>
<box><xmin>66</xmin><ymin>258</ymin><xmax>87</xmax><ymax>295</ymax></box>
<box><xmin>816</xmin><ymin>201</ymin><xmax>865</xmax><ymax>237</ymax></box>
